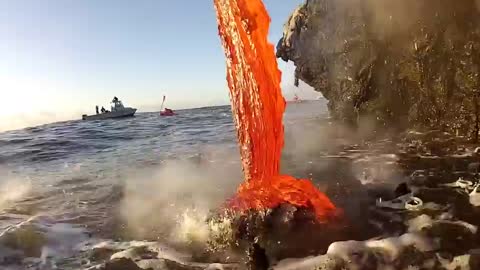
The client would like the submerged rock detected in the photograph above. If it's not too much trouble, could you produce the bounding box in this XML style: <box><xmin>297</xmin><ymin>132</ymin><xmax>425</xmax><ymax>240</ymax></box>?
<box><xmin>277</xmin><ymin>0</ymin><xmax>480</xmax><ymax>139</ymax></box>
<box><xmin>0</xmin><ymin>223</ymin><xmax>46</xmax><ymax>257</ymax></box>
<box><xmin>0</xmin><ymin>245</ymin><xmax>23</xmax><ymax>265</ymax></box>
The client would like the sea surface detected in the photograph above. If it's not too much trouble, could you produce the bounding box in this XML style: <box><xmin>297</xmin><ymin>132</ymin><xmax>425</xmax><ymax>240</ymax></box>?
<box><xmin>0</xmin><ymin>100</ymin><xmax>329</xmax><ymax>268</ymax></box>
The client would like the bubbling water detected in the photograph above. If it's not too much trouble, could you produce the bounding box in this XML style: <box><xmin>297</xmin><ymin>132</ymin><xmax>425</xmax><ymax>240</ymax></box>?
<box><xmin>213</xmin><ymin>0</ymin><xmax>339</xmax><ymax>222</ymax></box>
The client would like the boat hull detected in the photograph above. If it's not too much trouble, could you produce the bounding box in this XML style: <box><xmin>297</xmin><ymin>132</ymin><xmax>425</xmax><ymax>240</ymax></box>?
<box><xmin>160</xmin><ymin>111</ymin><xmax>175</xmax><ymax>116</ymax></box>
<box><xmin>82</xmin><ymin>108</ymin><xmax>137</xmax><ymax>120</ymax></box>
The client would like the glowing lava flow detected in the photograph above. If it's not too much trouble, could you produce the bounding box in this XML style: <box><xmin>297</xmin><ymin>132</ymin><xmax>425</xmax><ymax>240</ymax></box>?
<box><xmin>214</xmin><ymin>0</ymin><xmax>338</xmax><ymax>222</ymax></box>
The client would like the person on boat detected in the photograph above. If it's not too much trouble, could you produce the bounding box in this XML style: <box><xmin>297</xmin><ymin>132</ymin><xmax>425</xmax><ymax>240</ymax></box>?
<box><xmin>101</xmin><ymin>107</ymin><xmax>106</xmax><ymax>113</ymax></box>
<box><xmin>112</xmin><ymin>96</ymin><xmax>119</xmax><ymax>103</ymax></box>
<box><xmin>293</xmin><ymin>94</ymin><xmax>299</xmax><ymax>102</ymax></box>
<box><xmin>164</xmin><ymin>108</ymin><xmax>173</xmax><ymax>114</ymax></box>
<box><xmin>96</xmin><ymin>106</ymin><xmax>99</xmax><ymax>115</ymax></box>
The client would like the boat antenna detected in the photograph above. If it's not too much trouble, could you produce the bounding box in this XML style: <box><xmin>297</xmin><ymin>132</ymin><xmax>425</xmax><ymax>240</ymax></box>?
<box><xmin>160</xmin><ymin>95</ymin><xmax>166</xmax><ymax>111</ymax></box>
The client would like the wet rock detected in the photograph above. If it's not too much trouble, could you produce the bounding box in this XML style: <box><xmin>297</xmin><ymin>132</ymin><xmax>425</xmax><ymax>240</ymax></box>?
<box><xmin>204</xmin><ymin>263</ymin><xmax>240</xmax><ymax>270</ymax></box>
<box><xmin>111</xmin><ymin>246</ymin><xmax>158</xmax><ymax>261</ymax></box>
<box><xmin>438</xmin><ymin>253</ymin><xmax>471</xmax><ymax>270</ymax></box>
<box><xmin>468</xmin><ymin>163</ymin><xmax>480</xmax><ymax>174</ymax></box>
<box><xmin>394</xmin><ymin>246</ymin><xmax>438</xmax><ymax>269</ymax></box>
<box><xmin>394</xmin><ymin>182</ymin><xmax>411</xmax><ymax>197</ymax></box>
<box><xmin>246</xmin><ymin>243</ymin><xmax>269</xmax><ymax>270</ymax></box>
<box><xmin>469</xmin><ymin>249</ymin><xmax>480</xmax><ymax>269</ymax></box>
<box><xmin>83</xmin><ymin>241</ymin><xmax>199</xmax><ymax>270</ymax></box>
<box><xmin>277</xmin><ymin>0</ymin><xmax>480</xmax><ymax>137</ymax></box>
<box><xmin>87</xmin><ymin>251</ymin><xmax>240</xmax><ymax>270</ymax></box>
<box><xmin>103</xmin><ymin>257</ymin><xmax>148</xmax><ymax>270</ymax></box>
<box><xmin>408</xmin><ymin>170</ymin><xmax>428</xmax><ymax>186</ymax></box>
<box><xmin>162</xmin><ymin>259</ymin><xmax>207</xmax><ymax>270</ymax></box>
<box><xmin>428</xmin><ymin>221</ymin><xmax>478</xmax><ymax>254</ymax></box>
<box><xmin>326</xmin><ymin>233</ymin><xmax>437</xmax><ymax>269</ymax></box>
<box><xmin>228</xmin><ymin>205</ymin><xmax>350</xmax><ymax>262</ymax></box>
<box><xmin>85</xmin><ymin>239</ymin><xmax>242</xmax><ymax>270</ymax></box>
<box><xmin>406</xmin><ymin>214</ymin><xmax>478</xmax><ymax>254</ymax></box>
<box><xmin>136</xmin><ymin>259</ymin><xmax>168</xmax><ymax>270</ymax></box>
<box><xmin>376</xmin><ymin>193</ymin><xmax>424</xmax><ymax>211</ymax></box>
<box><xmin>89</xmin><ymin>246</ymin><xmax>117</xmax><ymax>261</ymax></box>
<box><xmin>0</xmin><ymin>224</ymin><xmax>46</xmax><ymax>257</ymax></box>
<box><xmin>270</xmin><ymin>254</ymin><xmax>343</xmax><ymax>270</ymax></box>
<box><xmin>413</xmin><ymin>187</ymin><xmax>466</xmax><ymax>206</ymax></box>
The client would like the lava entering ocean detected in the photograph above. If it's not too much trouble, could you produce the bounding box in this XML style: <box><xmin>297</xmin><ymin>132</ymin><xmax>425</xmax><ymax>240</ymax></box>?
<box><xmin>213</xmin><ymin>0</ymin><xmax>339</xmax><ymax>222</ymax></box>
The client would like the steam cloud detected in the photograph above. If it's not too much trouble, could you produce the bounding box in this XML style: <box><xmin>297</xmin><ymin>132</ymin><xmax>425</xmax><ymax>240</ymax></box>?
<box><xmin>0</xmin><ymin>168</ymin><xmax>32</xmax><ymax>212</ymax></box>
<box><xmin>120</xmin><ymin>156</ymin><xmax>241</xmax><ymax>246</ymax></box>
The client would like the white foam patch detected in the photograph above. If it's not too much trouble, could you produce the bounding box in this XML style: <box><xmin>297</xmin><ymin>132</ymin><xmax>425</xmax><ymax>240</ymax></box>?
<box><xmin>273</xmin><ymin>234</ymin><xmax>436</xmax><ymax>270</ymax></box>
<box><xmin>407</xmin><ymin>214</ymin><xmax>434</xmax><ymax>232</ymax></box>
<box><xmin>442</xmin><ymin>178</ymin><xmax>475</xmax><ymax>190</ymax></box>
<box><xmin>376</xmin><ymin>193</ymin><xmax>424</xmax><ymax>211</ymax></box>
<box><xmin>93</xmin><ymin>240</ymin><xmax>192</xmax><ymax>263</ymax></box>
<box><xmin>272</xmin><ymin>255</ymin><xmax>339</xmax><ymax>270</ymax></box>
<box><xmin>89</xmin><ymin>240</ymin><xmax>157</xmax><ymax>252</ymax></box>
<box><xmin>40</xmin><ymin>223</ymin><xmax>88</xmax><ymax>264</ymax></box>
<box><xmin>438</xmin><ymin>254</ymin><xmax>471</xmax><ymax>270</ymax></box>
<box><xmin>327</xmin><ymin>240</ymin><xmax>366</xmax><ymax>260</ymax></box>
<box><xmin>173</xmin><ymin>209</ymin><xmax>210</xmax><ymax>245</ymax></box>
<box><xmin>327</xmin><ymin>233</ymin><xmax>436</xmax><ymax>263</ymax></box>
<box><xmin>470</xmin><ymin>185</ymin><xmax>480</xmax><ymax>207</ymax></box>
<box><xmin>366</xmin><ymin>234</ymin><xmax>434</xmax><ymax>261</ymax></box>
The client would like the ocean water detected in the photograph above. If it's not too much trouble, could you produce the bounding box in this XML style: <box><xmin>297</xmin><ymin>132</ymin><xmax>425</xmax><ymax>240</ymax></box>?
<box><xmin>0</xmin><ymin>100</ymin><xmax>329</xmax><ymax>268</ymax></box>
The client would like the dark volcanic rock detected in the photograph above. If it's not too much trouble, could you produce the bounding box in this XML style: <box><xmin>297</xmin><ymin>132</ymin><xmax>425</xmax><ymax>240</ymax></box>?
<box><xmin>277</xmin><ymin>0</ymin><xmax>480</xmax><ymax>139</ymax></box>
<box><xmin>224</xmin><ymin>204</ymin><xmax>357</xmax><ymax>263</ymax></box>
<box><xmin>246</xmin><ymin>243</ymin><xmax>269</xmax><ymax>270</ymax></box>
<box><xmin>394</xmin><ymin>182</ymin><xmax>411</xmax><ymax>197</ymax></box>
<box><xmin>103</xmin><ymin>258</ymin><xmax>148</xmax><ymax>270</ymax></box>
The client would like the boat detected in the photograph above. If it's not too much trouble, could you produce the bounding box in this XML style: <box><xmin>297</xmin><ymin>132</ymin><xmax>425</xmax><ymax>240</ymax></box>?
<box><xmin>159</xmin><ymin>95</ymin><xmax>176</xmax><ymax>116</ymax></box>
<box><xmin>160</xmin><ymin>109</ymin><xmax>175</xmax><ymax>116</ymax></box>
<box><xmin>82</xmin><ymin>97</ymin><xmax>137</xmax><ymax>120</ymax></box>
<box><xmin>293</xmin><ymin>93</ymin><xmax>303</xmax><ymax>103</ymax></box>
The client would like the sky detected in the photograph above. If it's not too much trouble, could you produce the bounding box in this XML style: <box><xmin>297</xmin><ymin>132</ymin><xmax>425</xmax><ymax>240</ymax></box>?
<box><xmin>0</xmin><ymin>0</ymin><xmax>318</xmax><ymax>131</ymax></box>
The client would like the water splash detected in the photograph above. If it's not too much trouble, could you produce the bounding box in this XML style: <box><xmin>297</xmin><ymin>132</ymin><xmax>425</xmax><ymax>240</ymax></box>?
<box><xmin>213</xmin><ymin>0</ymin><xmax>339</xmax><ymax>222</ymax></box>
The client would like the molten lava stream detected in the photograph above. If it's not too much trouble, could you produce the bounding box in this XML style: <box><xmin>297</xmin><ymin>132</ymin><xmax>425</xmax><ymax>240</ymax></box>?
<box><xmin>213</xmin><ymin>0</ymin><xmax>339</xmax><ymax>222</ymax></box>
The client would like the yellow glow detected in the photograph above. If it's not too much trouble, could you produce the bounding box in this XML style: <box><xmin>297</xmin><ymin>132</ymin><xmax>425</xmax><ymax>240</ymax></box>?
<box><xmin>0</xmin><ymin>75</ymin><xmax>60</xmax><ymax>116</ymax></box>
<box><xmin>0</xmin><ymin>76</ymin><xmax>76</xmax><ymax>131</ymax></box>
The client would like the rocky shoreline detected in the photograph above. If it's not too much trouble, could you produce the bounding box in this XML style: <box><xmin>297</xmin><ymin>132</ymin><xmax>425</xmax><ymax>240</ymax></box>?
<box><xmin>2</xmin><ymin>129</ymin><xmax>480</xmax><ymax>270</ymax></box>
<box><xmin>92</xmin><ymin>130</ymin><xmax>480</xmax><ymax>270</ymax></box>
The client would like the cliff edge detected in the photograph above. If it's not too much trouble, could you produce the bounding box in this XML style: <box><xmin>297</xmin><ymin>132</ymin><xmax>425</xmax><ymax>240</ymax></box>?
<box><xmin>277</xmin><ymin>0</ymin><xmax>480</xmax><ymax>139</ymax></box>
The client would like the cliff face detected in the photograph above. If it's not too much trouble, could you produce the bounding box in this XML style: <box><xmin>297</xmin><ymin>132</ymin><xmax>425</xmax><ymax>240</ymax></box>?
<box><xmin>277</xmin><ymin>0</ymin><xmax>480</xmax><ymax>139</ymax></box>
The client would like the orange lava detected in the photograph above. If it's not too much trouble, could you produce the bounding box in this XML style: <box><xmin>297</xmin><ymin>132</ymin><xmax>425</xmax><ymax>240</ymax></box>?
<box><xmin>213</xmin><ymin>0</ymin><xmax>338</xmax><ymax>222</ymax></box>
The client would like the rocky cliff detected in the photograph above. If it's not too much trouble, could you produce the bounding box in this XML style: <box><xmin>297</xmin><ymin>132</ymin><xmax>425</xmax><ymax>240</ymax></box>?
<box><xmin>277</xmin><ymin>0</ymin><xmax>480</xmax><ymax>140</ymax></box>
